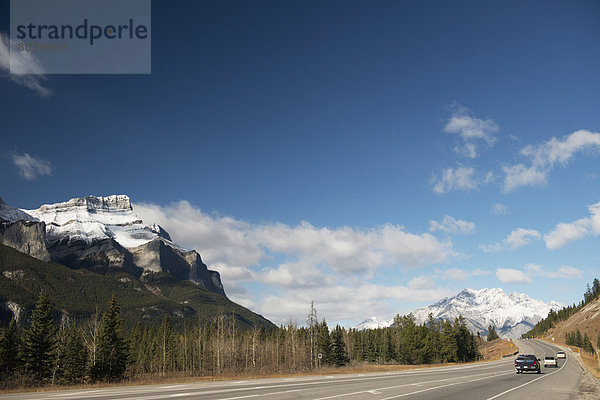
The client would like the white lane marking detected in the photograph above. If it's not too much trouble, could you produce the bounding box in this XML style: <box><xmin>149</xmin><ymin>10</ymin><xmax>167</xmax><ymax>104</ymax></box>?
<box><xmin>233</xmin><ymin>381</ymin><xmax>249</xmax><ymax>384</ymax></box>
<box><xmin>379</xmin><ymin>371</ymin><xmax>515</xmax><ymax>400</ymax></box>
<box><xmin>312</xmin><ymin>370</ymin><xmax>512</xmax><ymax>400</ymax></box>
<box><xmin>368</xmin><ymin>390</ymin><xmax>382</xmax><ymax>394</ymax></box>
<box><xmin>169</xmin><ymin>395</ymin><xmax>192</xmax><ymax>398</ymax></box>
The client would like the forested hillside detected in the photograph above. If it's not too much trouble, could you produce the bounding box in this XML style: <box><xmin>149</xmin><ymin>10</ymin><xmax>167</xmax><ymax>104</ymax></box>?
<box><xmin>523</xmin><ymin>278</ymin><xmax>600</xmax><ymax>354</ymax></box>
<box><xmin>0</xmin><ymin>244</ymin><xmax>272</xmax><ymax>329</ymax></box>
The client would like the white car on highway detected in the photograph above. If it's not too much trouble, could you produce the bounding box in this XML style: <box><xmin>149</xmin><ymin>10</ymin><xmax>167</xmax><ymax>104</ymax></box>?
<box><xmin>556</xmin><ymin>351</ymin><xmax>566</xmax><ymax>359</ymax></box>
<box><xmin>543</xmin><ymin>356</ymin><xmax>557</xmax><ymax>367</ymax></box>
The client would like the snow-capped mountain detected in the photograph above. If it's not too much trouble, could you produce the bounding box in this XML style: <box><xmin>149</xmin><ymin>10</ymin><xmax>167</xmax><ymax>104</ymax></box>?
<box><xmin>25</xmin><ymin>195</ymin><xmax>173</xmax><ymax>249</ymax></box>
<box><xmin>0</xmin><ymin>195</ymin><xmax>225</xmax><ymax>296</ymax></box>
<box><xmin>354</xmin><ymin>317</ymin><xmax>393</xmax><ymax>330</ymax></box>
<box><xmin>411</xmin><ymin>288</ymin><xmax>561</xmax><ymax>338</ymax></box>
<box><xmin>0</xmin><ymin>198</ymin><xmax>35</xmax><ymax>222</ymax></box>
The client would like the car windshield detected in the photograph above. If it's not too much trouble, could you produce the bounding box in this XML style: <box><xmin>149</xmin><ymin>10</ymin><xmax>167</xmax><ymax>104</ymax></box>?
<box><xmin>545</xmin><ymin>357</ymin><xmax>554</xmax><ymax>360</ymax></box>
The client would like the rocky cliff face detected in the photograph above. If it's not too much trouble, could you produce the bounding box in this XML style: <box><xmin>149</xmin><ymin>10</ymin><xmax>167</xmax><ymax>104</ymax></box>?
<box><xmin>0</xmin><ymin>198</ymin><xmax>50</xmax><ymax>261</ymax></box>
<box><xmin>1</xmin><ymin>195</ymin><xmax>226</xmax><ymax>297</ymax></box>
<box><xmin>0</xmin><ymin>220</ymin><xmax>51</xmax><ymax>262</ymax></box>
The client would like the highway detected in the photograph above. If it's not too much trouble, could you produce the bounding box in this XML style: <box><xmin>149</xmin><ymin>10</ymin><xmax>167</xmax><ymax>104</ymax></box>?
<box><xmin>0</xmin><ymin>339</ymin><xmax>588</xmax><ymax>400</ymax></box>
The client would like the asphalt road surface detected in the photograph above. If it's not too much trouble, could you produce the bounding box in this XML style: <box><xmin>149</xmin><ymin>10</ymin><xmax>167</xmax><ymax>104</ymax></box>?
<box><xmin>0</xmin><ymin>339</ymin><xmax>587</xmax><ymax>400</ymax></box>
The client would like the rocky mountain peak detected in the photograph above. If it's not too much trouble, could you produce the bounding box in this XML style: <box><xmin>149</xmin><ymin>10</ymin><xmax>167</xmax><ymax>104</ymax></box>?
<box><xmin>411</xmin><ymin>287</ymin><xmax>561</xmax><ymax>338</ymax></box>
<box><xmin>37</xmin><ymin>195</ymin><xmax>132</xmax><ymax>213</ymax></box>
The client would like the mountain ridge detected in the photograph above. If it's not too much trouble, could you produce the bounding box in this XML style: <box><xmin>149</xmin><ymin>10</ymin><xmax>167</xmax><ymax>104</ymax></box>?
<box><xmin>354</xmin><ymin>287</ymin><xmax>561</xmax><ymax>338</ymax></box>
<box><xmin>0</xmin><ymin>194</ymin><xmax>274</xmax><ymax>329</ymax></box>
<box><xmin>411</xmin><ymin>288</ymin><xmax>561</xmax><ymax>338</ymax></box>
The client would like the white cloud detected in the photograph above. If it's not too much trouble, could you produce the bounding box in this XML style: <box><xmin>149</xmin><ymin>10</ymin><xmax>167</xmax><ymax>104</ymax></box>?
<box><xmin>431</xmin><ymin>166</ymin><xmax>478</xmax><ymax>194</ymax></box>
<box><xmin>503</xmin><ymin>130</ymin><xmax>600</xmax><ymax>192</ymax></box>
<box><xmin>543</xmin><ymin>201</ymin><xmax>600</xmax><ymax>250</ymax></box>
<box><xmin>407</xmin><ymin>275</ymin><xmax>436</xmax><ymax>290</ymax></box>
<box><xmin>543</xmin><ymin>220</ymin><xmax>589</xmax><ymax>250</ymax></box>
<box><xmin>134</xmin><ymin>200</ymin><xmax>452</xmax><ymax>279</ymax></box>
<box><xmin>480</xmin><ymin>228</ymin><xmax>540</xmax><ymax>252</ymax></box>
<box><xmin>0</xmin><ymin>33</ymin><xmax>52</xmax><ymax>97</ymax></box>
<box><xmin>441</xmin><ymin>268</ymin><xmax>470</xmax><ymax>281</ymax></box>
<box><xmin>444</xmin><ymin>104</ymin><xmax>499</xmax><ymax>159</ymax></box>
<box><xmin>496</xmin><ymin>268</ymin><xmax>532</xmax><ymax>284</ymax></box>
<box><xmin>505</xmin><ymin>228</ymin><xmax>541</xmax><ymax>248</ymax></box>
<box><xmin>437</xmin><ymin>267</ymin><xmax>490</xmax><ymax>282</ymax></box>
<box><xmin>492</xmin><ymin>203</ymin><xmax>509</xmax><ymax>215</ymax></box>
<box><xmin>257</xmin><ymin>261</ymin><xmax>337</xmax><ymax>289</ymax></box>
<box><xmin>502</xmin><ymin>164</ymin><xmax>548</xmax><ymax>192</ymax></box>
<box><xmin>134</xmin><ymin>200</ymin><xmax>457</xmax><ymax>325</ymax></box>
<box><xmin>429</xmin><ymin>215</ymin><xmax>475</xmax><ymax>235</ymax></box>
<box><xmin>525</xmin><ymin>263</ymin><xmax>583</xmax><ymax>280</ymax></box>
<box><xmin>12</xmin><ymin>153</ymin><xmax>52</xmax><ymax>180</ymax></box>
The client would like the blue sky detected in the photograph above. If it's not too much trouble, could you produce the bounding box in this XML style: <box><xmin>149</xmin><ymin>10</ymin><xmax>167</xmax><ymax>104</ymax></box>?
<box><xmin>1</xmin><ymin>0</ymin><xmax>600</xmax><ymax>326</ymax></box>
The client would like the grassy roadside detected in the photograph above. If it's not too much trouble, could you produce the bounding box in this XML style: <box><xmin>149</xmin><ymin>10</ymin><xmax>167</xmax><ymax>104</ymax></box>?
<box><xmin>1</xmin><ymin>340</ymin><xmax>515</xmax><ymax>394</ymax></box>
<box><xmin>479</xmin><ymin>338</ymin><xmax>515</xmax><ymax>359</ymax></box>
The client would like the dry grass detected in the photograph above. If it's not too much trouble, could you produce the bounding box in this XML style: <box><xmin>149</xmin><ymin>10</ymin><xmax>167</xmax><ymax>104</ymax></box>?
<box><xmin>479</xmin><ymin>338</ymin><xmax>516</xmax><ymax>360</ymax></box>
<box><xmin>579</xmin><ymin>351</ymin><xmax>600</xmax><ymax>381</ymax></box>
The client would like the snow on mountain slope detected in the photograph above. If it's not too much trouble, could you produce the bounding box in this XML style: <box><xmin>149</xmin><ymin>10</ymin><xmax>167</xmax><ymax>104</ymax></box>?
<box><xmin>0</xmin><ymin>198</ymin><xmax>36</xmax><ymax>222</ymax></box>
<box><xmin>25</xmin><ymin>195</ymin><xmax>173</xmax><ymax>249</ymax></box>
<box><xmin>411</xmin><ymin>288</ymin><xmax>561</xmax><ymax>338</ymax></box>
<box><xmin>354</xmin><ymin>317</ymin><xmax>393</xmax><ymax>330</ymax></box>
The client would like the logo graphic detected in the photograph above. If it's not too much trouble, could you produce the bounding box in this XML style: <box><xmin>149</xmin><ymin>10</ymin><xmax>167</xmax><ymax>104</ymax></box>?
<box><xmin>10</xmin><ymin>0</ymin><xmax>151</xmax><ymax>74</ymax></box>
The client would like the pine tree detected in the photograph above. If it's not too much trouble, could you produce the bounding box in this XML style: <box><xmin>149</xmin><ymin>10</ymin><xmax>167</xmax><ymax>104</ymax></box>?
<box><xmin>316</xmin><ymin>320</ymin><xmax>332</xmax><ymax>365</ymax></box>
<box><xmin>582</xmin><ymin>333</ymin><xmax>594</xmax><ymax>354</ymax></box>
<box><xmin>0</xmin><ymin>319</ymin><xmax>21</xmax><ymax>379</ymax></box>
<box><xmin>90</xmin><ymin>295</ymin><xmax>129</xmax><ymax>382</ymax></box>
<box><xmin>575</xmin><ymin>330</ymin><xmax>583</xmax><ymax>348</ymax></box>
<box><xmin>62</xmin><ymin>326</ymin><xmax>88</xmax><ymax>384</ymax></box>
<box><xmin>331</xmin><ymin>325</ymin><xmax>349</xmax><ymax>366</ymax></box>
<box><xmin>487</xmin><ymin>325</ymin><xmax>499</xmax><ymax>341</ymax></box>
<box><xmin>23</xmin><ymin>290</ymin><xmax>57</xmax><ymax>383</ymax></box>
<box><xmin>593</xmin><ymin>278</ymin><xmax>600</xmax><ymax>299</ymax></box>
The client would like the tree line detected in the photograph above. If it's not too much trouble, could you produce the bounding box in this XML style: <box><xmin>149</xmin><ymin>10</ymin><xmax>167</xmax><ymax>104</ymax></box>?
<box><xmin>565</xmin><ymin>330</ymin><xmax>598</xmax><ymax>356</ymax></box>
<box><xmin>523</xmin><ymin>277</ymin><xmax>600</xmax><ymax>338</ymax></box>
<box><xmin>0</xmin><ymin>294</ymin><xmax>480</xmax><ymax>388</ymax></box>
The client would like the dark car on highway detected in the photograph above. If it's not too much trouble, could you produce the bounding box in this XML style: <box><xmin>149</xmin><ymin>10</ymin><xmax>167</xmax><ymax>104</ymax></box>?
<box><xmin>515</xmin><ymin>354</ymin><xmax>541</xmax><ymax>374</ymax></box>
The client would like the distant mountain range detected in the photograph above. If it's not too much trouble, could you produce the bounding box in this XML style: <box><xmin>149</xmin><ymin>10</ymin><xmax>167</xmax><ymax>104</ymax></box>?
<box><xmin>355</xmin><ymin>288</ymin><xmax>561</xmax><ymax>338</ymax></box>
<box><xmin>0</xmin><ymin>195</ymin><xmax>273</xmax><ymax>329</ymax></box>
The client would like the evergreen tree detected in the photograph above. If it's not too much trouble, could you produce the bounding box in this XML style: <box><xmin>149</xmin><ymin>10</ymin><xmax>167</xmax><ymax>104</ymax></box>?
<box><xmin>582</xmin><ymin>333</ymin><xmax>594</xmax><ymax>354</ymax></box>
<box><xmin>62</xmin><ymin>326</ymin><xmax>88</xmax><ymax>384</ymax></box>
<box><xmin>90</xmin><ymin>295</ymin><xmax>129</xmax><ymax>382</ymax></box>
<box><xmin>381</xmin><ymin>329</ymin><xmax>396</xmax><ymax>362</ymax></box>
<box><xmin>487</xmin><ymin>325</ymin><xmax>499</xmax><ymax>341</ymax></box>
<box><xmin>23</xmin><ymin>290</ymin><xmax>57</xmax><ymax>383</ymax></box>
<box><xmin>316</xmin><ymin>320</ymin><xmax>332</xmax><ymax>365</ymax></box>
<box><xmin>440</xmin><ymin>321</ymin><xmax>457</xmax><ymax>363</ymax></box>
<box><xmin>593</xmin><ymin>278</ymin><xmax>600</xmax><ymax>299</ymax></box>
<box><xmin>0</xmin><ymin>319</ymin><xmax>21</xmax><ymax>379</ymax></box>
<box><xmin>330</xmin><ymin>325</ymin><xmax>349</xmax><ymax>366</ymax></box>
<box><xmin>575</xmin><ymin>330</ymin><xmax>583</xmax><ymax>348</ymax></box>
